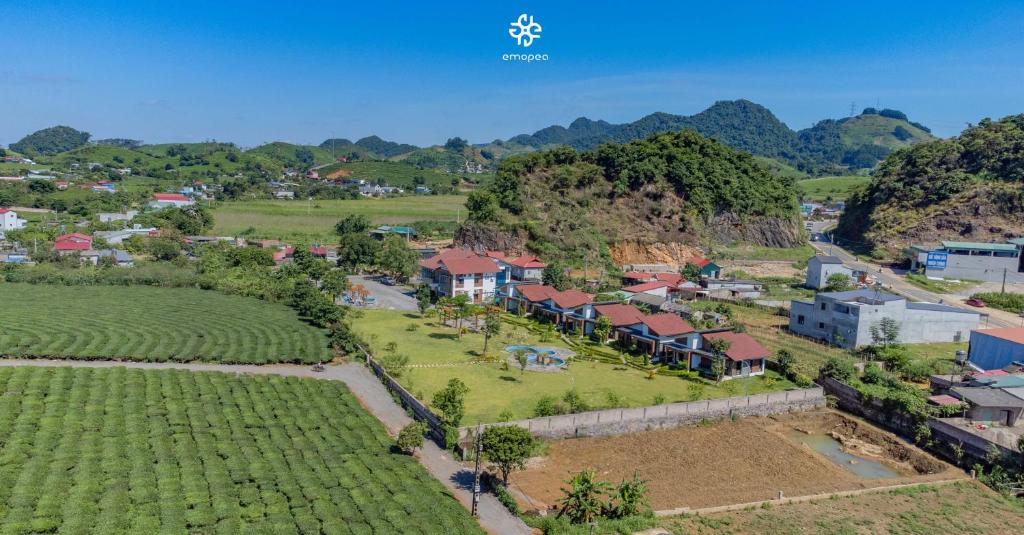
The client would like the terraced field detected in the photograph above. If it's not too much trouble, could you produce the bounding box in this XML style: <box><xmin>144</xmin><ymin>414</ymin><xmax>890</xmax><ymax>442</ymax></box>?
<box><xmin>0</xmin><ymin>284</ymin><xmax>330</xmax><ymax>363</ymax></box>
<box><xmin>0</xmin><ymin>366</ymin><xmax>482</xmax><ymax>534</ymax></box>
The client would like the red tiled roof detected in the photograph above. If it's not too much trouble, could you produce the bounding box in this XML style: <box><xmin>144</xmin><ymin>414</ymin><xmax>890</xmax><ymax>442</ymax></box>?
<box><xmin>54</xmin><ymin>233</ymin><xmax>92</xmax><ymax>251</ymax></box>
<box><xmin>518</xmin><ymin>284</ymin><xmax>557</xmax><ymax>302</ymax></box>
<box><xmin>441</xmin><ymin>256</ymin><xmax>501</xmax><ymax>275</ymax></box>
<box><xmin>419</xmin><ymin>248</ymin><xmax>475</xmax><ymax>270</ymax></box>
<box><xmin>654</xmin><ymin>273</ymin><xmax>683</xmax><ymax>286</ymax></box>
<box><xmin>701</xmin><ymin>332</ymin><xmax>769</xmax><ymax>361</ymax></box>
<box><xmin>152</xmin><ymin>193</ymin><xmax>190</xmax><ymax>201</ymax></box>
<box><xmin>509</xmin><ymin>255</ymin><xmax>546</xmax><ymax>269</ymax></box>
<box><xmin>309</xmin><ymin>245</ymin><xmax>329</xmax><ymax>256</ymax></box>
<box><xmin>594</xmin><ymin>303</ymin><xmax>645</xmax><ymax>327</ymax></box>
<box><xmin>485</xmin><ymin>251</ymin><xmax>509</xmax><ymax>260</ymax></box>
<box><xmin>622</xmin><ymin>271</ymin><xmax>651</xmax><ymax>281</ymax></box>
<box><xmin>641</xmin><ymin>313</ymin><xmax>694</xmax><ymax>337</ymax></box>
<box><xmin>550</xmin><ymin>289</ymin><xmax>594</xmax><ymax>309</ymax></box>
<box><xmin>928</xmin><ymin>394</ymin><xmax>962</xmax><ymax>406</ymax></box>
<box><xmin>687</xmin><ymin>257</ymin><xmax>712</xmax><ymax>268</ymax></box>
<box><xmin>623</xmin><ymin>281</ymin><xmax>672</xmax><ymax>293</ymax></box>
<box><xmin>0</xmin><ymin>208</ymin><xmax>10</xmax><ymax>214</ymax></box>
<box><xmin>974</xmin><ymin>327</ymin><xmax>1024</xmax><ymax>345</ymax></box>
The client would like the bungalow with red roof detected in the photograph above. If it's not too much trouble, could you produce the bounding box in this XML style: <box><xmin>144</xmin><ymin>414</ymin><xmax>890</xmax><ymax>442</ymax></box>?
<box><xmin>592</xmin><ymin>303</ymin><xmax>646</xmax><ymax>342</ymax></box>
<box><xmin>148</xmin><ymin>193</ymin><xmax>195</xmax><ymax>209</ymax></box>
<box><xmin>500</xmin><ymin>283</ymin><xmax>556</xmax><ymax>315</ymax></box>
<box><xmin>508</xmin><ymin>255</ymin><xmax>546</xmax><ymax>282</ymax></box>
<box><xmin>53</xmin><ymin>233</ymin><xmax>93</xmax><ymax>253</ymax></box>
<box><xmin>309</xmin><ymin>244</ymin><xmax>330</xmax><ymax>258</ymax></box>
<box><xmin>689</xmin><ymin>331</ymin><xmax>769</xmax><ymax>380</ymax></box>
<box><xmin>419</xmin><ymin>249</ymin><xmax>502</xmax><ymax>303</ymax></box>
<box><xmin>615</xmin><ymin>313</ymin><xmax>699</xmax><ymax>359</ymax></box>
<box><xmin>622</xmin><ymin>280</ymin><xmax>673</xmax><ymax>298</ymax></box>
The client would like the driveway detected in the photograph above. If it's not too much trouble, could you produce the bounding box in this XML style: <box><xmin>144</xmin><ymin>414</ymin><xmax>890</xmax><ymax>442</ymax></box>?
<box><xmin>0</xmin><ymin>358</ymin><xmax>530</xmax><ymax>535</ymax></box>
<box><xmin>347</xmin><ymin>274</ymin><xmax>418</xmax><ymax>311</ymax></box>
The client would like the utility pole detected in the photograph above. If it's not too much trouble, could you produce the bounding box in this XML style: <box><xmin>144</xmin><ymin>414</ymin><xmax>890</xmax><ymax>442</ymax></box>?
<box><xmin>1002</xmin><ymin>268</ymin><xmax>1007</xmax><ymax>294</ymax></box>
<box><xmin>471</xmin><ymin>424</ymin><xmax>483</xmax><ymax>517</ymax></box>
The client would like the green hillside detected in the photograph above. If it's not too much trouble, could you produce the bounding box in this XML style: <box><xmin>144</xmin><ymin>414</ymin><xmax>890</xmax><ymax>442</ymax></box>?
<box><xmin>318</xmin><ymin>160</ymin><xmax>492</xmax><ymax>190</ymax></box>
<box><xmin>838</xmin><ymin>114</ymin><xmax>1024</xmax><ymax>256</ymax></box>
<box><xmin>797</xmin><ymin>175</ymin><xmax>870</xmax><ymax>202</ymax></box>
<box><xmin>245</xmin><ymin>141</ymin><xmax>338</xmax><ymax>168</ymax></box>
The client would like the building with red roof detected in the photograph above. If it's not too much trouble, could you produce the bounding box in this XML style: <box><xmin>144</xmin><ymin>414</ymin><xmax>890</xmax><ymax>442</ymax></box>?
<box><xmin>419</xmin><ymin>249</ymin><xmax>501</xmax><ymax>303</ymax></box>
<box><xmin>967</xmin><ymin>327</ymin><xmax>1024</xmax><ymax>371</ymax></box>
<box><xmin>508</xmin><ymin>255</ymin><xmax>546</xmax><ymax>282</ymax></box>
<box><xmin>309</xmin><ymin>245</ymin><xmax>330</xmax><ymax>257</ymax></box>
<box><xmin>622</xmin><ymin>280</ymin><xmax>673</xmax><ymax>297</ymax></box>
<box><xmin>148</xmin><ymin>192</ymin><xmax>195</xmax><ymax>209</ymax></box>
<box><xmin>691</xmin><ymin>331</ymin><xmax>770</xmax><ymax>379</ymax></box>
<box><xmin>594</xmin><ymin>303</ymin><xmax>646</xmax><ymax>330</ymax></box>
<box><xmin>54</xmin><ymin>233</ymin><xmax>93</xmax><ymax>252</ymax></box>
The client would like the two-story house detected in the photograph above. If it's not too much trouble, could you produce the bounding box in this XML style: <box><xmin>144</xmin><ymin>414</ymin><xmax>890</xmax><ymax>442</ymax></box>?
<box><xmin>790</xmin><ymin>288</ymin><xmax>980</xmax><ymax>348</ymax></box>
<box><xmin>419</xmin><ymin>249</ymin><xmax>500</xmax><ymax>303</ymax></box>
<box><xmin>0</xmin><ymin>208</ymin><xmax>28</xmax><ymax>237</ymax></box>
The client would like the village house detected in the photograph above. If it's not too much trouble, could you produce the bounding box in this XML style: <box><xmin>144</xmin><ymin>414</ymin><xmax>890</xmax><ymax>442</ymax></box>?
<box><xmin>508</xmin><ymin>255</ymin><xmax>546</xmax><ymax>282</ymax></box>
<box><xmin>622</xmin><ymin>280</ymin><xmax>673</xmax><ymax>298</ymax></box>
<box><xmin>53</xmin><ymin>233</ymin><xmax>93</xmax><ymax>253</ymax></box>
<box><xmin>702</xmin><ymin>278</ymin><xmax>764</xmax><ymax>299</ymax></box>
<box><xmin>148</xmin><ymin>193</ymin><xmax>195</xmax><ymax>209</ymax></box>
<box><xmin>98</xmin><ymin>210</ymin><xmax>139</xmax><ymax>223</ymax></box>
<box><xmin>80</xmin><ymin>249</ymin><xmax>134</xmax><ymax>267</ymax></box>
<box><xmin>789</xmin><ymin>288</ymin><xmax>981</xmax><ymax>348</ymax></box>
<box><xmin>93</xmin><ymin>226</ymin><xmax>159</xmax><ymax>245</ymax></box>
<box><xmin>369</xmin><ymin>225</ymin><xmax>416</xmax><ymax>241</ymax></box>
<box><xmin>419</xmin><ymin>249</ymin><xmax>501</xmax><ymax>303</ymax></box>
<box><xmin>806</xmin><ymin>255</ymin><xmax>852</xmax><ymax>289</ymax></box>
<box><xmin>686</xmin><ymin>257</ymin><xmax>722</xmax><ymax>279</ymax></box>
<box><xmin>0</xmin><ymin>208</ymin><xmax>28</xmax><ymax>237</ymax></box>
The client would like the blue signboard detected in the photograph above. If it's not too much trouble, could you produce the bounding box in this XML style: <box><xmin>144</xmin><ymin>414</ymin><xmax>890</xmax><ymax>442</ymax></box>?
<box><xmin>926</xmin><ymin>251</ymin><xmax>948</xmax><ymax>269</ymax></box>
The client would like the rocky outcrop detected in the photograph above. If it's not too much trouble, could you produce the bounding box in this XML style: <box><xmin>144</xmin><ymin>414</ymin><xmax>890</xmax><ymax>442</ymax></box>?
<box><xmin>453</xmin><ymin>221</ymin><xmax>529</xmax><ymax>254</ymax></box>
<box><xmin>609</xmin><ymin>241</ymin><xmax>704</xmax><ymax>267</ymax></box>
<box><xmin>704</xmin><ymin>213</ymin><xmax>804</xmax><ymax>248</ymax></box>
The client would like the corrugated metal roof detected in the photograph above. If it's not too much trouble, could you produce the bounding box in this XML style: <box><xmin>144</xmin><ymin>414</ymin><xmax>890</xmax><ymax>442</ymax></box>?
<box><xmin>941</xmin><ymin>241</ymin><xmax>1018</xmax><ymax>253</ymax></box>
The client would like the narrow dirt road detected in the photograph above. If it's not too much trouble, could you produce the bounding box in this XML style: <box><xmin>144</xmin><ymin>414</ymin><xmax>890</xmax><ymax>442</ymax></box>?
<box><xmin>0</xmin><ymin>358</ymin><xmax>531</xmax><ymax>535</ymax></box>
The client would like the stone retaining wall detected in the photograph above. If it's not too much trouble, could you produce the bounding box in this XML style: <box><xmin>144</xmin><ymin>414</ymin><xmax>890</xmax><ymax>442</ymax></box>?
<box><xmin>459</xmin><ymin>387</ymin><xmax>825</xmax><ymax>444</ymax></box>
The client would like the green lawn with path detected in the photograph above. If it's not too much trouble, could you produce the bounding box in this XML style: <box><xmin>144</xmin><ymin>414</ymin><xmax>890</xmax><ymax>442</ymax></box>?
<box><xmin>350</xmin><ymin>309</ymin><xmax>796</xmax><ymax>424</ymax></box>
<box><xmin>211</xmin><ymin>195</ymin><xmax>466</xmax><ymax>241</ymax></box>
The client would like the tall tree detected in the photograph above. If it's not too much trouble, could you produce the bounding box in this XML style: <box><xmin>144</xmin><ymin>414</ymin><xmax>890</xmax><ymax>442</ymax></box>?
<box><xmin>376</xmin><ymin>234</ymin><xmax>419</xmax><ymax>282</ymax></box>
<box><xmin>482</xmin><ymin>307</ymin><xmax>502</xmax><ymax>354</ymax></box>
<box><xmin>707</xmin><ymin>338</ymin><xmax>732</xmax><ymax>384</ymax></box>
<box><xmin>431</xmin><ymin>378</ymin><xmax>469</xmax><ymax>428</ymax></box>
<box><xmin>481</xmin><ymin>425</ymin><xmax>536</xmax><ymax>486</ymax></box>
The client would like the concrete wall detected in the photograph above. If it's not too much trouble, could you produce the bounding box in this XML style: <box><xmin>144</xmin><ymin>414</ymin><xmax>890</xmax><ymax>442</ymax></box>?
<box><xmin>818</xmin><ymin>377</ymin><xmax>919</xmax><ymax>437</ymax></box>
<box><xmin>459</xmin><ymin>387</ymin><xmax>825</xmax><ymax>443</ymax></box>
<box><xmin>929</xmin><ymin>418</ymin><xmax>1017</xmax><ymax>464</ymax></box>
<box><xmin>365</xmin><ymin>353</ymin><xmax>445</xmax><ymax>439</ymax></box>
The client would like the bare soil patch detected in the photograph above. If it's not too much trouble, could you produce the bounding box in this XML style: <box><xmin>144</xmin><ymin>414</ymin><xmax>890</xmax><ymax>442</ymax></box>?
<box><xmin>511</xmin><ymin>410</ymin><xmax>960</xmax><ymax>512</ymax></box>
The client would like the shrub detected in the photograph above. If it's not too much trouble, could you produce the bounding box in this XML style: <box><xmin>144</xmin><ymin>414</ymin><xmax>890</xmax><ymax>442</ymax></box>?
<box><xmin>534</xmin><ymin>395</ymin><xmax>565</xmax><ymax>417</ymax></box>
<box><xmin>397</xmin><ymin>421</ymin><xmax>428</xmax><ymax>454</ymax></box>
<box><xmin>819</xmin><ymin>356</ymin><xmax>856</xmax><ymax>382</ymax></box>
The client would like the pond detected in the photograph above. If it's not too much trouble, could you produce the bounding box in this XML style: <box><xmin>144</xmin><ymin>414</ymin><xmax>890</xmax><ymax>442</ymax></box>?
<box><xmin>504</xmin><ymin>345</ymin><xmax>568</xmax><ymax>369</ymax></box>
<box><xmin>787</xmin><ymin>431</ymin><xmax>900</xmax><ymax>479</ymax></box>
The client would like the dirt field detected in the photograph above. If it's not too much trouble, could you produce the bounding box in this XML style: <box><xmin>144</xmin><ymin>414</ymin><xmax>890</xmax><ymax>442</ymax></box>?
<box><xmin>666</xmin><ymin>480</ymin><xmax>1024</xmax><ymax>534</ymax></box>
<box><xmin>510</xmin><ymin>410</ymin><xmax>961</xmax><ymax>512</ymax></box>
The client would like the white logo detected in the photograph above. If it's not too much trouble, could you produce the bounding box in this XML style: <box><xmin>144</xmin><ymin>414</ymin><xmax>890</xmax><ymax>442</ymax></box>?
<box><xmin>508</xmin><ymin>14</ymin><xmax>542</xmax><ymax>47</ymax></box>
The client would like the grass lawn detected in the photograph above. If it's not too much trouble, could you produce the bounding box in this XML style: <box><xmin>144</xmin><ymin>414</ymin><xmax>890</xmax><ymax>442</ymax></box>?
<box><xmin>905</xmin><ymin>273</ymin><xmax>979</xmax><ymax>294</ymax></box>
<box><xmin>211</xmin><ymin>196</ymin><xmax>467</xmax><ymax>241</ymax></box>
<box><xmin>0</xmin><ymin>284</ymin><xmax>330</xmax><ymax>363</ymax></box>
<box><xmin>712</xmin><ymin>243</ymin><xmax>816</xmax><ymax>263</ymax></box>
<box><xmin>0</xmin><ymin>366</ymin><xmax>482</xmax><ymax>534</ymax></box>
<box><xmin>350</xmin><ymin>309</ymin><xmax>796</xmax><ymax>424</ymax></box>
<box><xmin>666</xmin><ymin>481</ymin><xmax>1024</xmax><ymax>534</ymax></box>
<box><xmin>797</xmin><ymin>175</ymin><xmax>871</xmax><ymax>202</ymax></box>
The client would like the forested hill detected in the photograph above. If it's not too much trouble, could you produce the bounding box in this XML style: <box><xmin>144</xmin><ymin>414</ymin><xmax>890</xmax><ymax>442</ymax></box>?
<box><xmin>498</xmin><ymin>101</ymin><xmax>934</xmax><ymax>175</ymax></box>
<box><xmin>837</xmin><ymin>114</ymin><xmax>1024</xmax><ymax>256</ymax></box>
<box><xmin>456</xmin><ymin>130</ymin><xmax>802</xmax><ymax>266</ymax></box>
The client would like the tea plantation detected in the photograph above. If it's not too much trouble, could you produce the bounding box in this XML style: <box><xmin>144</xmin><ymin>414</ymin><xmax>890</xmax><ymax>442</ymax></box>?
<box><xmin>0</xmin><ymin>366</ymin><xmax>483</xmax><ymax>534</ymax></box>
<box><xmin>0</xmin><ymin>284</ymin><xmax>331</xmax><ymax>363</ymax></box>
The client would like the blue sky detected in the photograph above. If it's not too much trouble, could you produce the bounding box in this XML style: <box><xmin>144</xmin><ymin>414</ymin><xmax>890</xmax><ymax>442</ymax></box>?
<box><xmin>1</xmin><ymin>1</ymin><xmax>1022</xmax><ymax>147</ymax></box>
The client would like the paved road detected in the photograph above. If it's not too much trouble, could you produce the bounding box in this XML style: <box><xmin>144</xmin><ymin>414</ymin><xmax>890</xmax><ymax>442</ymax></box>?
<box><xmin>348</xmin><ymin>275</ymin><xmax>418</xmax><ymax>311</ymax></box>
<box><xmin>0</xmin><ymin>358</ymin><xmax>530</xmax><ymax>535</ymax></box>
<box><xmin>810</xmin><ymin>241</ymin><xmax>1016</xmax><ymax>328</ymax></box>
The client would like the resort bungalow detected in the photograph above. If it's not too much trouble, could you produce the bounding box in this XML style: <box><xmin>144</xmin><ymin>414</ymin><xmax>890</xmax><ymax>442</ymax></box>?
<box><xmin>592</xmin><ymin>303</ymin><xmax>646</xmax><ymax>342</ymax></box>
<box><xmin>689</xmin><ymin>331</ymin><xmax>770</xmax><ymax>380</ymax></box>
<box><xmin>616</xmin><ymin>313</ymin><xmax>698</xmax><ymax>359</ymax></box>
<box><xmin>508</xmin><ymin>255</ymin><xmax>546</xmax><ymax>282</ymax></box>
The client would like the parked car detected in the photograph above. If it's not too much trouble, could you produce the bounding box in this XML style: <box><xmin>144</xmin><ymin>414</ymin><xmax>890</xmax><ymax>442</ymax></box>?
<box><xmin>964</xmin><ymin>298</ymin><xmax>987</xmax><ymax>308</ymax></box>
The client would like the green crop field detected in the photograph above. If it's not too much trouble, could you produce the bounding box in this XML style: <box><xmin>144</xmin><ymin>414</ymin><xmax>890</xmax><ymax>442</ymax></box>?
<box><xmin>797</xmin><ymin>175</ymin><xmax>870</xmax><ymax>202</ymax></box>
<box><xmin>0</xmin><ymin>366</ymin><xmax>482</xmax><ymax>534</ymax></box>
<box><xmin>211</xmin><ymin>195</ymin><xmax>467</xmax><ymax>241</ymax></box>
<box><xmin>0</xmin><ymin>284</ymin><xmax>330</xmax><ymax>363</ymax></box>
<box><xmin>319</xmin><ymin>160</ymin><xmax>493</xmax><ymax>189</ymax></box>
